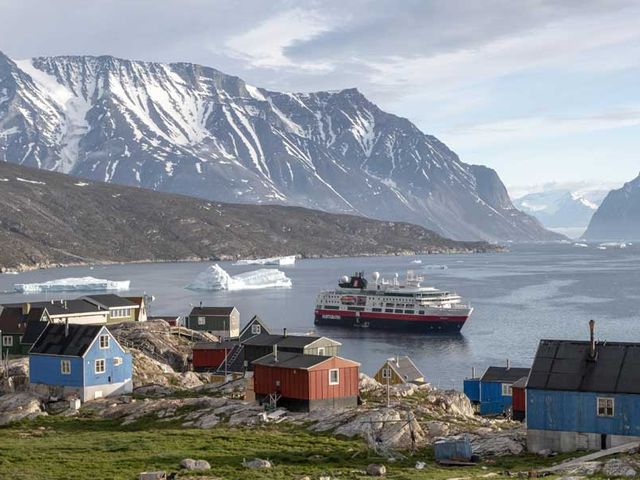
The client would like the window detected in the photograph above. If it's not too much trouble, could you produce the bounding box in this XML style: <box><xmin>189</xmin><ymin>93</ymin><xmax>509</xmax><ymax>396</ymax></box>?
<box><xmin>99</xmin><ymin>335</ymin><xmax>110</xmax><ymax>349</ymax></box>
<box><xmin>2</xmin><ymin>336</ymin><xmax>13</xmax><ymax>347</ymax></box>
<box><xmin>95</xmin><ymin>359</ymin><xmax>106</xmax><ymax>374</ymax></box>
<box><xmin>597</xmin><ymin>397</ymin><xmax>615</xmax><ymax>417</ymax></box>
<box><xmin>197</xmin><ymin>316</ymin><xmax>206</xmax><ymax>326</ymax></box>
<box><xmin>61</xmin><ymin>360</ymin><xmax>71</xmax><ymax>375</ymax></box>
<box><xmin>251</xmin><ymin>324</ymin><xmax>262</xmax><ymax>335</ymax></box>
<box><xmin>329</xmin><ymin>369</ymin><xmax>339</xmax><ymax>385</ymax></box>
<box><xmin>317</xmin><ymin>347</ymin><xmax>326</xmax><ymax>356</ymax></box>
<box><xmin>405</xmin><ymin>310</ymin><xmax>414</xmax><ymax>314</ymax></box>
<box><xmin>501</xmin><ymin>383</ymin><xmax>513</xmax><ymax>396</ymax></box>
<box><xmin>372</xmin><ymin>308</ymin><xmax>382</xmax><ymax>312</ymax></box>
<box><xmin>381</xmin><ymin>367</ymin><xmax>392</xmax><ymax>379</ymax></box>
<box><xmin>113</xmin><ymin>357</ymin><xmax>123</xmax><ymax>366</ymax></box>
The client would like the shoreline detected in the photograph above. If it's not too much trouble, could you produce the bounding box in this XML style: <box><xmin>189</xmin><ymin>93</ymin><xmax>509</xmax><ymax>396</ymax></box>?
<box><xmin>0</xmin><ymin>246</ymin><xmax>506</xmax><ymax>275</ymax></box>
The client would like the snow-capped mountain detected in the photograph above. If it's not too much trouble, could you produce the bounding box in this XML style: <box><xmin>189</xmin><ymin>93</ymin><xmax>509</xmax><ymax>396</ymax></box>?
<box><xmin>583</xmin><ymin>174</ymin><xmax>640</xmax><ymax>241</ymax></box>
<box><xmin>0</xmin><ymin>52</ymin><xmax>559</xmax><ymax>242</ymax></box>
<box><xmin>514</xmin><ymin>189</ymin><xmax>607</xmax><ymax>237</ymax></box>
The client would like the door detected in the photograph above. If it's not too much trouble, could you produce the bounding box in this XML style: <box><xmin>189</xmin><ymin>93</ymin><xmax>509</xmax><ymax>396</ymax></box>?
<box><xmin>601</xmin><ymin>434</ymin><xmax>607</xmax><ymax>450</ymax></box>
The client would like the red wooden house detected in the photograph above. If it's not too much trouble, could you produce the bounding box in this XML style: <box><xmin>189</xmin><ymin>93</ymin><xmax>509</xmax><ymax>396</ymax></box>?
<box><xmin>511</xmin><ymin>376</ymin><xmax>527</xmax><ymax>421</ymax></box>
<box><xmin>253</xmin><ymin>351</ymin><xmax>360</xmax><ymax>411</ymax></box>
<box><xmin>192</xmin><ymin>341</ymin><xmax>236</xmax><ymax>371</ymax></box>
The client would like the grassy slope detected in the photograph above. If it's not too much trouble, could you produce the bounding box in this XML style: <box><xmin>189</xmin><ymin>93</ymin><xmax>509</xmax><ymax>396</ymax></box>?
<box><xmin>0</xmin><ymin>416</ymin><xmax>569</xmax><ymax>480</ymax></box>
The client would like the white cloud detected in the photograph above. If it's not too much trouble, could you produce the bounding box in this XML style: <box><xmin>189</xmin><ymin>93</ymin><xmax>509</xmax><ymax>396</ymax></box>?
<box><xmin>224</xmin><ymin>8</ymin><xmax>334</xmax><ymax>71</ymax></box>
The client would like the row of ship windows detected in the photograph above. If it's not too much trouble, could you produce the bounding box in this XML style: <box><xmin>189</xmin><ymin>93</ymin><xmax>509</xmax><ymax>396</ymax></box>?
<box><xmin>322</xmin><ymin>305</ymin><xmax>425</xmax><ymax>314</ymax></box>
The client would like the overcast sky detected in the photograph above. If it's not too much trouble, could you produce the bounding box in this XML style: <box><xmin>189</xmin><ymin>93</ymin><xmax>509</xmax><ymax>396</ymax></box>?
<box><xmin>1</xmin><ymin>0</ymin><xmax>638</xmax><ymax>195</ymax></box>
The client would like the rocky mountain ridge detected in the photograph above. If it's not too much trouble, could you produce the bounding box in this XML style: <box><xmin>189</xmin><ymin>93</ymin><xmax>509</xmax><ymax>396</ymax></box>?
<box><xmin>0</xmin><ymin>51</ymin><xmax>559</xmax><ymax>242</ymax></box>
<box><xmin>583</xmin><ymin>173</ymin><xmax>640</xmax><ymax>240</ymax></box>
<box><xmin>0</xmin><ymin>161</ymin><xmax>496</xmax><ymax>272</ymax></box>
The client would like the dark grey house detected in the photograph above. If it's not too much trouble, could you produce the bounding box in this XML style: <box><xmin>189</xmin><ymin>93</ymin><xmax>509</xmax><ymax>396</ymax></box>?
<box><xmin>185</xmin><ymin>306</ymin><xmax>239</xmax><ymax>338</ymax></box>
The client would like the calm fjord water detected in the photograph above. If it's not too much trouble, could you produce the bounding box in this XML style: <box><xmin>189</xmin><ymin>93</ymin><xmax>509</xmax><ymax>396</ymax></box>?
<box><xmin>1</xmin><ymin>244</ymin><xmax>638</xmax><ymax>388</ymax></box>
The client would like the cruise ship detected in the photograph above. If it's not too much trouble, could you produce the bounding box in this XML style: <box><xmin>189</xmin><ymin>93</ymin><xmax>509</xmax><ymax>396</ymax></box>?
<box><xmin>314</xmin><ymin>271</ymin><xmax>472</xmax><ymax>332</ymax></box>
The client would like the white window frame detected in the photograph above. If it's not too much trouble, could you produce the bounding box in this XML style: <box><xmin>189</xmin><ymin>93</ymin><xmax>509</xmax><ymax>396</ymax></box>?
<box><xmin>95</xmin><ymin>359</ymin><xmax>106</xmax><ymax>374</ymax></box>
<box><xmin>501</xmin><ymin>383</ymin><xmax>513</xmax><ymax>396</ymax></box>
<box><xmin>113</xmin><ymin>357</ymin><xmax>123</xmax><ymax>367</ymax></box>
<box><xmin>197</xmin><ymin>316</ymin><xmax>206</xmax><ymax>326</ymax></box>
<box><xmin>99</xmin><ymin>334</ymin><xmax>110</xmax><ymax>349</ymax></box>
<box><xmin>381</xmin><ymin>367</ymin><xmax>392</xmax><ymax>379</ymax></box>
<box><xmin>251</xmin><ymin>324</ymin><xmax>261</xmax><ymax>334</ymax></box>
<box><xmin>317</xmin><ymin>347</ymin><xmax>326</xmax><ymax>356</ymax></box>
<box><xmin>2</xmin><ymin>335</ymin><xmax>13</xmax><ymax>347</ymax></box>
<box><xmin>329</xmin><ymin>368</ymin><xmax>340</xmax><ymax>385</ymax></box>
<box><xmin>597</xmin><ymin>397</ymin><xmax>615</xmax><ymax>417</ymax></box>
<box><xmin>61</xmin><ymin>359</ymin><xmax>71</xmax><ymax>375</ymax></box>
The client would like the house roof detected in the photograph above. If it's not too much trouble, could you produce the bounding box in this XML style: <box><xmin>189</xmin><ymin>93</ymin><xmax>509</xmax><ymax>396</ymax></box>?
<box><xmin>481</xmin><ymin>366</ymin><xmax>531</xmax><ymax>383</ymax></box>
<box><xmin>29</xmin><ymin>299</ymin><xmax>105</xmax><ymax>316</ymax></box>
<box><xmin>252</xmin><ymin>351</ymin><xmax>357</xmax><ymax>369</ymax></box>
<box><xmin>83</xmin><ymin>294</ymin><xmax>138</xmax><ymax>308</ymax></box>
<box><xmin>189</xmin><ymin>306</ymin><xmax>236</xmax><ymax>317</ymax></box>
<box><xmin>242</xmin><ymin>333</ymin><xmax>324</xmax><ymax>348</ymax></box>
<box><xmin>30</xmin><ymin>324</ymin><xmax>104</xmax><ymax>357</ymax></box>
<box><xmin>21</xmin><ymin>321</ymin><xmax>48</xmax><ymax>345</ymax></box>
<box><xmin>0</xmin><ymin>306</ymin><xmax>26</xmax><ymax>333</ymax></box>
<box><xmin>512</xmin><ymin>376</ymin><xmax>528</xmax><ymax>389</ymax></box>
<box><xmin>193</xmin><ymin>341</ymin><xmax>237</xmax><ymax>350</ymax></box>
<box><xmin>528</xmin><ymin>339</ymin><xmax>640</xmax><ymax>395</ymax></box>
<box><xmin>25</xmin><ymin>307</ymin><xmax>46</xmax><ymax>322</ymax></box>
<box><xmin>383</xmin><ymin>356</ymin><xmax>424</xmax><ymax>382</ymax></box>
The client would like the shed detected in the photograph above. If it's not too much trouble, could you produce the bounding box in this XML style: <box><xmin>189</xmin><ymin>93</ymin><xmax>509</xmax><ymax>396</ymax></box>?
<box><xmin>374</xmin><ymin>355</ymin><xmax>425</xmax><ymax>385</ymax></box>
<box><xmin>463</xmin><ymin>365</ymin><xmax>530</xmax><ymax>416</ymax></box>
<box><xmin>527</xmin><ymin>321</ymin><xmax>640</xmax><ymax>452</ymax></box>
<box><xmin>186</xmin><ymin>306</ymin><xmax>239</xmax><ymax>338</ymax></box>
<box><xmin>192</xmin><ymin>341</ymin><xmax>236</xmax><ymax>371</ymax></box>
<box><xmin>253</xmin><ymin>351</ymin><xmax>360</xmax><ymax>411</ymax></box>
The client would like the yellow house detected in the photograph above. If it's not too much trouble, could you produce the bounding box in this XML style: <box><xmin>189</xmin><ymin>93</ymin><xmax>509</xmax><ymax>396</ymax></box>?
<box><xmin>374</xmin><ymin>355</ymin><xmax>425</xmax><ymax>385</ymax></box>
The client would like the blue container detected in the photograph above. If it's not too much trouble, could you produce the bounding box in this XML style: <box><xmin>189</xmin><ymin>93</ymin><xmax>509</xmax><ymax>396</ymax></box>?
<box><xmin>434</xmin><ymin>436</ymin><xmax>472</xmax><ymax>462</ymax></box>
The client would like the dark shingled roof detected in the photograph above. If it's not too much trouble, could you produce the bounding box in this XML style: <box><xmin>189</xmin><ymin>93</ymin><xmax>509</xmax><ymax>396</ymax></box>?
<box><xmin>83</xmin><ymin>294</ymin><xmax>137</xmax><ymax>308</ymax></box>
<box><xmin>481</xmin><ymin>366</ymin><xmax>531</xmax><ymax>383</ymax></box>
<box><xmin>25</xmin><ymin>307</ymin><xmax>46</xmax><ymax>322</ymax></box>
<box><xmin>252</xmin><ymin>351</ymin><xmax>333</xmax><ymax>369</ymax></box>
<box><xmin>189</xmin><ymin>306</ymin><xmax>235</xmax><ymax>317</ymax></box>
<box><xmin>21</xmin><ymin>321</ymin><xmax>48</xmax><ymax>345</ymax></box>
<box><xmin>242</xmin><ymin>334</ymin><xmax>322</xmax><ymax>348</ymax></box>
<box><xmin>35</xmin><ymin>299</ymin><xmax>104</xmax><ymax>316</ymax></box>
<box><xmin>0</xmin><ymin>306</ymin><xmax>26</xmax><ymax>333</ymax></box>
<box><xmin>30</xmin><ymin>324</ymin><xmax>104</xmax><ymax>356</ymax></box>
<box><xmin>528</xmin><ymin>339</ymin><xmax>640</xmax><ymax>395</ymax></box>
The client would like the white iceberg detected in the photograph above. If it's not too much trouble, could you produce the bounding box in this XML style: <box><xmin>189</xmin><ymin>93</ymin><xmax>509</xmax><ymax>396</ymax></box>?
<box><xmin>187</xmin><ymin>264</ymin><xmax>292</xmax><ymax>291</ymax></box>
<box><xmin>234</xmin><ymin>255</ymin><xmax>296</xmax><ymax>266</ymax></box>
<box><xmin>410</xmin><ymin>260</ymin><xmax>423</xmax><ymax>264</ymax></box>
<box><xmin>14</xmin><ymin>276</ymin><xmax>130</xmax><ymax>293</ymax></box>
<box><xmin>573</xmin><ymin>243</ymin><xmax>589</xmax><ymax>247</ymax></box>
<box><xmin>599</xmin><ymin>242</ymin><xmax>627</xmax><ymax>249</ymax></box>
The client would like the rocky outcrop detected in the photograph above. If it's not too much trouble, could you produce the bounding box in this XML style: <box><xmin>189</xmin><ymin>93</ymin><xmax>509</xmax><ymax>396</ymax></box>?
<box><xmin>0</xmin><ymin>393</ymin><xmax>46</xmax><ymax>425</ymax></box>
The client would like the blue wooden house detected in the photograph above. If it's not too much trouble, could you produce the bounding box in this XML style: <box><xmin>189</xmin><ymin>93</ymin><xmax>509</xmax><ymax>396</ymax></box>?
<box><xmin>527</xmin><ymin>323</ymin><xmax>640</xmax><ymax>452</ymax></box>
<box><xmin>464</xmin><ymin>364</ymin><xmax>530</xmax><ymax>416</ymax></box>
<box><xmin>29</xmin><ymin>323</ymin><xmax>132</xmax><ymax>402</ymax></box>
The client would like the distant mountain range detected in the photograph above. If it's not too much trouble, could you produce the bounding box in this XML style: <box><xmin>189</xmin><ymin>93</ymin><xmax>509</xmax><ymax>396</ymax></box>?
<box><xmin>0</xmin><ymin>162</ymin><xmax>498</xmax><ymax>272</ymax></box>
<box><xmin>583</xmin><ymin>174</ymin><xmax>640</xmax><ymax>241</ymax></box>
<box><xmin>0</xmin><ymin>52</ymin><xmax>559</xmax><ymax>242</ymax></box>
<box><xmin>514</xmin><ymin>189</ymin><xmax>608</xmax><ymax>237</ymax></box>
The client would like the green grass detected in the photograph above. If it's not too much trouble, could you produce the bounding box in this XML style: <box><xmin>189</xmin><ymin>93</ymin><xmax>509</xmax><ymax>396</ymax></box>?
<box><xmin>0</xmin><ymin>415</ymin><xmax>572</xmax><ymax>480</ymax></box>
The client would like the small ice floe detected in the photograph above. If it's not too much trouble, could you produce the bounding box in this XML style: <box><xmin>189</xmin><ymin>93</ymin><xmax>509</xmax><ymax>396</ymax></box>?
<box><xmin>16</xmin><ymin>177</ymin><xmax>45</xmax><ymax>185</ymax></box>
<box><xmin>410</xmin><ymin>260</ymin><xmax>422</xmax><ymax>264</ymax></box>
<box><xmin>423</xmin><ymin>264</ymin><xmax>448</xmax><ymax>270</ymax></box>
<box><xmin>599</xmin><ymin>242</ymin><xmax>627</xmax><ymax>249</ymax></box>
<box><xmin>573</xmin><ymin>243</ymin><xmax>588</xmax><ymax>248</ymax></box>
<box><xmin>187</xmin><ymin>264</ymin><xmax>292</xmax><ymax>291</ymax></box>
<box><xmin>74</xmin><ymin>181</ymin><xmax>90</xmax><ymax>187</ymax></box>
<box><xmin>14</xmin><ymin>276</ymin><xmax>130</xmax><ymax>293</ymax></box>
<box><xmin>234</xmin><ymin>255</ymin><xmax>296</xmax><ymax>266</ymax></box>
